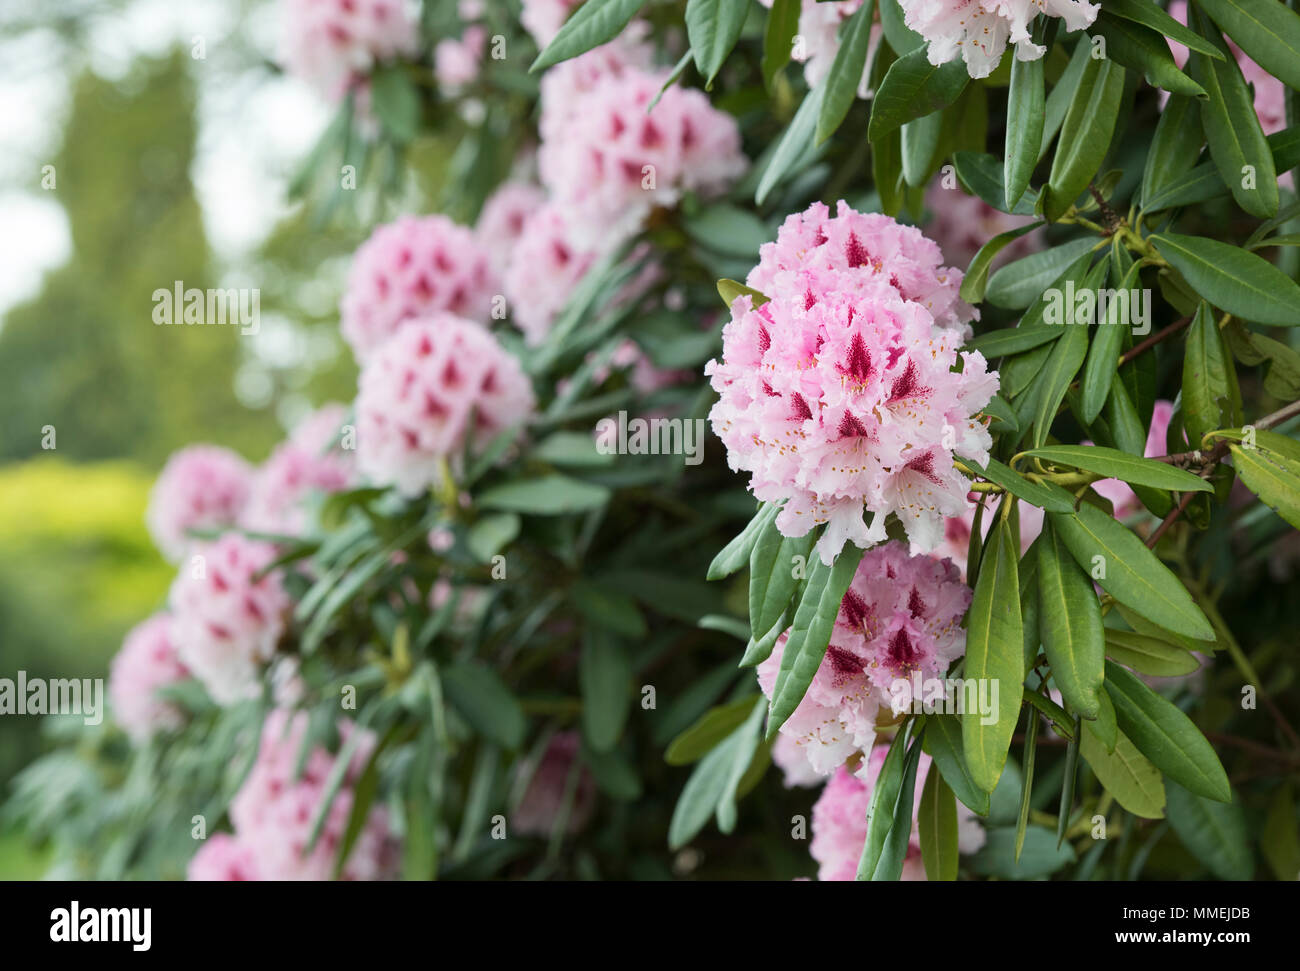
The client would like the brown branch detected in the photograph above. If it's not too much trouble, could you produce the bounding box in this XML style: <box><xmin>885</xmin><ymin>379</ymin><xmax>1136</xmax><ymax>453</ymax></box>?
<box><xmin>1117</xmin><ymin>315</ymin><xmax>1192</xmax><ymax>367</ymax></box>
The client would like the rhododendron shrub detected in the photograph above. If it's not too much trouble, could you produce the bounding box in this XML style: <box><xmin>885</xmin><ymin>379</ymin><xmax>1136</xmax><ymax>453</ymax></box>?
<box><xmin>10</xmin><ymin>0</ymin><xmax>1300</xmax><ymax>886</ymax></box>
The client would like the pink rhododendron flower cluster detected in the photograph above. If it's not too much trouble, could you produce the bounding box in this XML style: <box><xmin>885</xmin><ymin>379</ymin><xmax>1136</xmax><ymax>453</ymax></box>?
<box><xmin>146</xmin><ymin>445</ymin><xmax>253</xmax><ymax>562</ymax></box>
<box><xmin>279</xmin><ymin>0</ymin><xmax>418</xmax><ymax>103</ymax></box>
<box><xmin>476</xmin><ymin>181</ymin><xmax>547</xmax><ymax>276</ymax></box>
<box><xmin>707</xmin><ymin>202</ymin><xmax>997</xmax><ymax>564</ymax></box>
<box><xmin>757</xmin><ymin>0</ymin><xmax>882</xmax><ymax>97</ymax></box>
<box><xmin>340</xmin><ymin>215</ymin><xmax>500</xmax><ymax>361</ymax></box>
<box><xmin>435</xmin><ymin>24</ymin><xmax>487</xmax><ymax>90</ymax></box>
<box><xmin>189</xmin><ymin>709</ymin><xmax>400</xmax><ymax>880</ymax></box>
<box><xmin>756</xmin><ymin>541</ymin><xmax>971</xmax><ymax>776</ymax></box>
<box><xmin>537</xmin><ymin>27</ymin><xmax>655</xmax><ymax>143</ymax></box>
<box><xmin>168</xmin><ymin>535</ymin><xmax>292</xmax><ymax>705</ymax></box>
<box><xmin>520</xmin><ymin>0</ymin><xmax>584</xmax><ymax>47</ymax></box>
<box><xmin>243</xmin><ymin>403</ymin><xmax>357</xmax><ymax>535</ymax></box>
<box><xmin>355</xmin><ymin>315</ymin><xmax>536</xmax><ymax>496</ymax></box>
<box><xmin>512</xmin><ymin>731</ymin><xmax>598</xmax><ymax>836</ymax></box>
<box><xmin>504</xmin><ymin>201</ymin><xmax>601</xmax><ymax>345</ymax></box>
<box><xmin>109</xmin><ymin>613</ymin><xmax>191</xmax><ymax>743</ymax></box>
<box><xmin>924</xmin><ymin>183</ymin><xmax>1043</xmax><ymax>271</ymax></box>
<box><xmin>811</xmin><ymin>752</ymin><xmax>985</xmax><ymax>881</ymax></box>
<box><xmin>898</xmin><ymin>0</ymin><xmax>1099</xmax><ymax>79</ymax></box>
<box><xmin>1090</xmin><ymin>400</ymin><xmax>1175</xmax><ymax>520</ymax></box>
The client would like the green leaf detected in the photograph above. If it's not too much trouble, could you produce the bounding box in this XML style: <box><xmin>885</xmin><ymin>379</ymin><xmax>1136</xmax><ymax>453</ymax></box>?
<box><xmin>1165</xmin><ymin>780</ymin><xmax>1253</xmax><ymax>879</ymax></box>
<box><xmin>572</xmin><ymin>580</ymin><xmax>647</xmax><ymax>638</ymax></box>
<box><xmin>964</xmin><ymin>321</ymin><xmax>1060</xmax><ymax>359</ymax></box>
<box><xmin>962</xmin><ymin>457</ymin><xmax>1075</xmax><ymax>513</ymax></box>
<box><xmin>1079</xmin><ymin>260</ymin><xmax>1143</xmax><ymax>424</ymax></box>
<box><xmin>877</xmin><ymin>0</ymin><xmax>924</xmax><ymax>52</ymax></box>
<box><xmin>923</xmin><ymin>712</ymin><xmax>991</xmax><ymax>816</ymax></box>
<box><xmin>1104</xmin><ymin>629</ymin><xmax>1201</xmax><ymax>677</ymax></box>
<box><xmin>478</xmin><ymin>474</ymin><xmax>611</xmax><ymax>515</ymax></box>
<box><xmin>953</xmin><ymin>150</ymin><xmax>1038</xmax><ymax>216</ymax></box>
<box><xmin>332</xmin><ymin>721</ymin><xmax>398</xmax><ymax>878</ymax></box>
<box><xmin>582</xmin><ymin>741</ymin><xmax>642</xmax><ymax>801</ymax></box>
<box><xmin>817</xmin><ymin>0</ymin><xmax>876</xmax><ymax>143</ymax></box>
<box><xmin>855</xmin><ymin>724</ymin><xmax>911</xmax><ymax>879</ymax></box>
<box><xmin>1142</xmin><ymin>94</ymin><xmax>1204</xmax><ymax>205</ymax></box>
<box><xmin>872</xmin><ymin>730</ymin><xmax>926</xmax><ymax>880</ymax></box>
<box><xmin>715</xmin><ymin>697</ymin><xmax>767</xmax><ymax>833</ymax></box>
<box><xmin>762</xmin><ymin>0</ymin><xmax>801</xmax><ymax>89</ymax></box>
<box><xmin>962</xmin><ymin>517</ymin><xmax>1025</xmax><ymax>793</ymax></box>
<box><xmin>749</xmin><ymin>518</ymin><xmax>816</xmax><ymax>638</ymax></box>
<box><xmin>1186</xmin><ymin>7</ymin><xmax>1278</xmax><ymax>218</ymax></box>
<box><xmin>532</xmin><ymin>431</ymin><xmax>614</xmax><ymax>468</ymax></box>
<box><xmin>1032</xmin><ymin>321</ymin><xmax>1091</xmax><ymax>449</ymax></box>
<box><xmin>668</xmin><ymin>728</ymin><xmax>742</xmax><ymax>849</ymax></box>
<box><xmin>717</xmin><ymin>278</ymin><xmax>770</xmax><ymax>309</ymax></box>
<box><xmin>900</xmin><ymin>109</ymin><xmax>945</xmax><ymax>187</ymax></box>
<box><xmin>442</xmin><ymin>661</ymin><xmax>527</xmax><ymax>750</ymax></box>
<box><xmin>985</xmin><ymin>237</ymin><xmax>1096</xmax><ymax>309</ymax></box>
<box><xmin>370</xmin><ymin>65</ymin><xmax>421</xmax><ymax>143</ymax></box>
<box><xmin>959</xmin><ymin>222</ymin><xmax>1044</xmax><ymax>303</ymax></box>
<box><xmin>1230</xmin><ymin>442</ymin><xmax>1300</xmax><ymax>529</ymax></box>
<box><xmin>466</xmin><ymin>513</ymin><xmax>520</xmax><ymax>563</ymax></box>
<box><xmin>707</xmin><ymin>503</ymin><xmax>777</xmax><ymax>581</ymax></box>
<box><xmin>1262</xmin><ymin>785</ymin><xmax>1300</xmax><ymax>881</ymax></box>
<box><xmin>971</xmin><ymin>826</ymin><xmax>1076</xmax><ymax>879</ymax></box>
<box><xmin>1093</xmin><ymin>12</ymin><xmax>1205</xmax><ymax>98</ymax></box>
<box><xmin>1039</xmin><ymin>38</ymin><xmax>1092</xmax><ymax>160</ymax></box>
<box><xmin>685</xmin><ymin>0</ymin><xmax>750</xmax><ymax>85</ymax></box>
<box><xmin>1159</xmin><ymin>233</ymin><xmax>1300</xmax><ymax>328</ymax></box>
<box><xmin>1043</xmin><ymin>56</ymin><xmax>1126</xmax><ymax>221</ymax></box>
<box><xmin>1080</xmin><ymin>728</ymin><xmax>1166</xmax><ymax>819</ymax></box>
<box><xmin>531</xmin><ymin>0</ymin><xmax>647</xmax><ymax>72</ymax></box>
<box><xmin>919</xmin><ymin>766</ymin><xmax>959</xmax><ymax>881</ymax></box>
<box><xmin>1102</xmin><ymin>0</ymin><xmax>1227</xmax><ymax>60</ymax></box>
<box><xmin>685</xmin><ymin>205</ymin><xmax>770</xmax><ymax>259</ymax></box>
<box><xmin>1037</xmin><ymin>519</ymin><xmax>1105</xmax><ymax>719</ymax></box>
<box><xmin>868</xmin><ymin>46</ymin><xmax>969</xmax><ymax>142</ymax></box>
<box><xmin>664</xmin><ymin>696</ymin><xmax>759</xmax><ymax>765</ymax></box>
<box><xmin>767</xmin><ymin>543</ymin><xmax>866</xmax><ymax>739</ymax></box>
<box><xmin>1195</xmin><ymin>0</ymin><xmax>1300</xmax><ymax>93</ymax></box>
<box><xmin>756</xmin><ymin>85</ymin><xmax>826</xmax><ymax>205</ymax></box>
<box><xmin>1104</xmin><ymin>660</ymin><xmax>1231</xmax><ymax>802</ymax></box>
<box><xmin>580</xmin><ymin>631</ymin><xmax>631</xmax><ymax>751</ymax></box>
<box><xmin>1047</xmin><ymin>498</ymin><xmax>1215</xmax><ymax>642</ymax></box>
<box><xmin>739</xmin><ymin>610</ymin><xmax>789</xmax><ymax>668</ymax></box>
<box><xmin>1022</xmin><ymin>445</ymin><xmax>1215</xmax><ymax>494</ymax></box>
<box><xmin>1184</xmin><ymin>300</ymin><xmax>1245</xmax><ymax>448</ymax></box>
<box><xmin>1005</xmin><ymin>39</ymin><xmax>1045</xmax><ymax>211</ymax></box>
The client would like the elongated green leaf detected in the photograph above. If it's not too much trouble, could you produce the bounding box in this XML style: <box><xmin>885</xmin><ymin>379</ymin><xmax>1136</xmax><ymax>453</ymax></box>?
<box><xmin>1079</xmin><ymin>261</ymin><xmax>1143</xmax><ymax>424</ymax></box>
<box><xmin>873</xmin><ymin>731</ymin><xmax>926</xmax><ymax>880</ymax></box>
<box><xmin>1032</xmin><ymin>256</ymin><xmax>1102</xmax><ymax>447</ymax></box>
<box><xmin>717</xmin><ymin>278</ymin><xmax>770</xmax><ymax>309</ymax></box>
<box><xmin>953</xmin><ymin>150</ymin><xmax>1039</xmax><ymax>216</ymax></box>
<box><xmin>877</xmin><ymin>0</ymin><xmax>924</xmax><ymax>52</ymax></box>
<box><xmin>572</xmin><ymin>581</ymin><xmax>647</xmax><ymax>638</ymax></box>
<box><xmin>1183</xmin><ymin>301</ymin><xmax>1241</xmax><ymax>451</ymax></box>
<box><xmin>817</xmin><ymin>0</ymin><xmax>876</xmax><ymax>143</ymax></box>
<box><xmin>715</xmin><ymin>697</ymin><xmax>767</xmax><ymax>833</ymax></box>
<box><xmin>919</xmin><ymin>767</ymin><xmax>959</xmax><ymax>880</ymax></box>
<box><xmin>443</xmin><ymin>661</ymin><xmax>527</xmax><ymax>750</ymax></box>
<box><xmin>868</xmin><ymin>46</ymin><xmax>969</xmax><ymax>141</ymax></box>
<box><xmin>963</xmin><ymin>457</ymin><xmax>1075</xmax><ymax>513</ymax></box>
<box><xmin>985</xmin><ymin>238</ymin><xmax>1096</xmax><ymax>309</ymax></box>
<box><xmin>1080</xmin><ymin>728</ymin><xmax>1166</xmax><ymax>819</ymax></box>
<box><xmin>1037</xmin><ymin>519</ymin><xmax>1105</xmax><ymax>719</ymax></box>
<box><xmin>922</xmin><ymin>713</ymin><xmax>991</xmax><ymax>816</ymax></box>
<box><xmin>1104</xmin><ymin>660</ymin><xmax>1231</xmax><ymax>802</ymax></box>
<box><xmin>478</xmin><ymin>474</ymin><xmax>611</xmax><ymax>514</ymax></box>
<box><xmin>767</xmin><ymin>544</ymin><xmax>866</xmax><ymax>738</ymax></box>
<box><xmin>1044</xmin><ymin>56</ymin><xmax>1126</xmax><ymax>221</ymax></box>
<box><xmin>756</xmin><ymin>85</ymin><xmax>826</xmax><ymax>205</ymax></box>
<box><xmin>1157</xmin><ymin>233</ymin><xmax>1300</xmax><ymax>325</ymax></box>
<box><xmin>708</xmin><ymin>503</ymin><xmax>777</xmax><ymax>581</ymax></box>
<box><xmin>1023</xmin><ymin>445</ymin><xmax>1214</xmax><ymax>493</ymax></box>
<box><xmin>965</xmin><ymin>322</ymin><xmax>1060</xmax><ymax>359</ymax></box>
<box><xmin>1196</xmin><ymin>0</ymin><xmax>1300</xmax><ymax>93</ymax></box>
<box><xmin>1186</xmin><ymin>8</ymin><xmax>1278</xmax><ymax>218</ymax></box>
<box><xmin>1095</xmin><ymin>11</ymin><xmax>1205</xmax><ymax>97</ymax></box>
<box><xmin>1231</xmin><ymin>442</ymin><xmax>1300</xmax><ymax>529</ymax></box>
<box><xmin>531</xmin><ymin>0</ymin><xmax>647</xmax><ymax>72</ymax></box>
<box><xmin>579</xmin><ymin>631</ymin><xmax>631</xmax><ymax>752</ymax></box>
<box><xmin>1262</xmin><ymin>785</ymin><xmax>1300</xmax><ymax>881</ymax></box>
<box><xmin>668</xmin><ymin>729</ymin><xmax>742</xmax><ymax>849</ymax></box>
<box><xmin>685</xmin><ymin>0</ymin><xmax>750</xmax><ymax>85</ymax></box>
<box><xmin>1104</xmin><ymin>0</ymin><xmax>1226</xmax><ymax>59</ymax></box>
<box><xmin>1005</xmin><ymin>40</ymin><xmax>1045</xmax><ymax>210</ymax></box>
<box><xmin>901</xmin><ymin>108</ymin><xmax>944</xmax><ymax>187</ymax></box>
<box><xmin>971</xmin><ymin>826</ymin><xmax>1076</xmax><ymax>878</ymax></box>
<box><xmin>962</xmin><ymin>518</ymin><xmax>1025</xmax><ymax>793</ymax></box>
<box><xmin>1105</xmin><ymin>629</ymin><xmax>1201</xmax><ymax>677</ymax></box>
<box><xmin>959</xmin><ymin>222</ymin><xmax>1044</xmax><ymax>303</ymax></box>
<box><xmin>1057</xmin><ymin>716</ymin><xmax>1081</xmax><ymax>847</ymax></box>
<box><xmin>762</xmin><ymin>0</ymin><xmax>801</xmax><ymax>89</ymax></box>
<box><xmin>749</xmin><ymin>519</ymin><xmax>816</xmax><ymax>638</ymax></box>
<box><xmin>1166</xmin><ymin>780</ymin><xmax>1252</xmax><ymax>879</ymax></box>
<box><xmin>856</xmin><ymin>724</ymin><xmax>910</xmax><ymax>879</ymax></box>
<box><xmin>370</xmin><ymin>66</ymin><xmax>420</xmax><ymax>143</ymax></box>
<box><xmin>1046</xmin><ymin>494</ymin><xmax>1215</xmax><ymax>641</ymax></box>
<box><xmin>1142</xmin><ymin>95</ymin><xmax>1204</xmax><ymax>205</ymax></box>
<box><xmin>739</xmin><ymin>610</ymin><xmax>789</xmax><ymax>668</ymax></box>
<box><xmin>1040</xmin><ymin>38</ymin><xmax>1092</xmax><ymax>160</ymax></box>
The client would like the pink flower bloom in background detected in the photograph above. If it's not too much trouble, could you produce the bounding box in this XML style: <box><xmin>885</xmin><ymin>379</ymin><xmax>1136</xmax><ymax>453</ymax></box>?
<box><xmin>756</xmin><ymin>541</ymin><xmax>970</xmax><ymax>775</ymax></box>
<box><xmin>538</xmin><ymin>68</ymin><xmax>748</xmax><ymax>242</ymax></box>
<box><xmin>476</xmin><ymin>181</ymin><xmax>547</xmax><ymax>275</ymax></box>
<box><xmin>279</xmin><ymin>0</ymin><xmax>418</xmax><ymax>104</ymax></box>
<box><xmin>898</xmin><ymin>0</ymin><xmax>1098</xmax><ymax>79</ymax></box>
<box><xmin>243</xmin><ymin>403</ymin><xmax>357</xmax><ymax>535</ymax></box>
<box><xmin>1089</xmin><ymin>400</ymin><xmax>1174</xmax><ymax>519</ymax></box>
<box><xmin>187</xmin><ymin>833</ymin><xmax>262</xmax><ymax>881</ymax></box>
<box><xmin>341</xmin><ymin>215</ymin><xmax>500</xmax><ymax>361</ymax></box>
<box><xmin>208</xmin><ymin>709</ymin><xmax>400</xmax><ymax>880</ymax></box>
<box><xmin>168</xmin><ymin>535</ymin><xmax>292</xmax><ymax>705</ymax></box>
<box><xmin>520</xmin><ymin>0</ymin><xmax>585</xmax><ymax>47</ymax></box>
<box><xmin>355</xmin><ymin>315</ymin><xmax>536</xmax><ymax>496</ymax></box>
<box><xmin>707</xmin><ymin>203</ymin><xmax>998</xmax><ymax>563</ymax></box>
<box><xmin>504</xmin><ymin>201</ymin><xmax>601</xmax><ymax>344</ymax></box>
<box><xmin>512</xmin><ymin>731</ymin><xmax>597</xmax><ymax>836</ymax></box>
<box><xmin>109</xmin><ymin>613</ymin><xmax>191</xmax><ymax>743</ymax></box>
<box><xmin>537</xmin><ymin>28</ymin><xmax>655</xmax><ymax>144</ymax></box>
<box><xmin>924</xmin><ymin>183</ymin><xmax>1043</xmax><ymax>271</ymax></box>
<box><xmin>435</xmin><ymin>24</ymin><xmax>487</xmax><ymax>90</ymax></box>
<box><xmin>756</xmin><ymin>0</ymin><xmax>882</xmax><ymax>97</ymax></box>
<box><xmin>745</xmin><ymin>200</ymin><xmax>976</xmax><ymax>335</ymax></box>
<box><xmin>810</xmin><ymin>752</ymin><xmax>985</xmax><ymax>880</ymax></box>
<box><xmin>146</xmin><ymin>445</ymin><xmax>253</xmax><ymax>562</ymax></box>
<box><xmin>939</xmin><ymin>494</ymin><xmax>1045</xmax><ymax>579</ymax></box>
